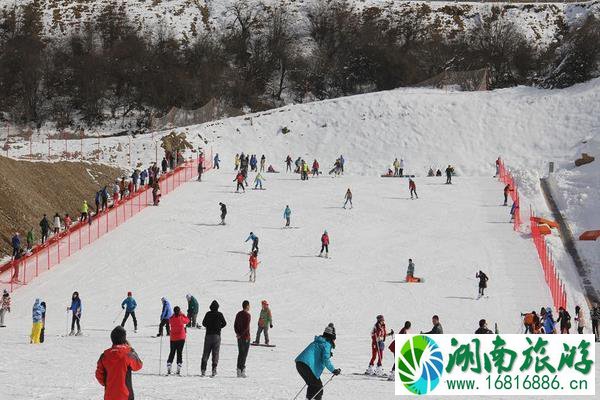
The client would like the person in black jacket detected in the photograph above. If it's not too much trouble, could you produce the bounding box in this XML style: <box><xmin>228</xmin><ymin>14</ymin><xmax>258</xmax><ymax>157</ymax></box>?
<box><xmin>476</xmin><ymin>270</ymin><xmax>489</xmax><ymax>298</ymax></box>
<box><xmin>422</xmin><ymin>315</ymin><xmax>443</xmax><ymax>334</ymax></box>
<box><xmin>475</xmin><ymin>319</ymin><xmax>493</xmax><ymax>334</ymax></box>
<box><xmin>39</xmin><ymin>215</ymin><xmax>50</xmax><ymax>244</ymax></box>
<box><xmin>201</xmin><ymin>300</ymin><xmax>227</xmax><ymax>377</ymax></box>
<box><xmin>219</xmin><ymin>203</ymin><xmax>227</xmax><ymax>225</ymax></box>
<box><xmin>556</xmin><ymin>307</ymin><xmax>571</xmax><ymax>334</ymax></box>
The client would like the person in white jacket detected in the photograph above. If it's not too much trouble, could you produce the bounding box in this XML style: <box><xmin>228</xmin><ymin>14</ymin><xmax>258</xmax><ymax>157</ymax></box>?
<box><xmin>575</xmin><ymin>305</ymin><xmax>587</xmax><ymax>334</ymax></box>
<box><xmin>399</xmin><ymin>158</ymin><xmax>405</xmax><ymax>177</ymax></box>
<box><xmin>53</xmin><ymin>213</ymin><xmax>62</xmax><ymax>235</ymax></box>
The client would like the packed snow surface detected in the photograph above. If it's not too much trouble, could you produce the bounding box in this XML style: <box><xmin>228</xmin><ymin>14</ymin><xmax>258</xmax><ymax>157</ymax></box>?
<box><xmin>1</xmin><ymin>168</ymin><xmax>598</xmax><ymax>399</ymax></box>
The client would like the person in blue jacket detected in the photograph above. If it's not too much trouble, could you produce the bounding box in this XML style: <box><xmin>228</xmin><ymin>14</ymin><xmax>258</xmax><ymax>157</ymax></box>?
<box><xmin>213</xmin><ymin>153</ymin><xmax>220</xmax><ymax>169</ymax></box>
<box><xmin>283</xmin><ymin>205</ymin><xmax>292</xmax><ymax>227</ymax></box>
<box><xmin>543</xmin><ymin>307</ymin><xmax>555</xmax><ymax>334</ymax></box>
<box><xmin>67</xmin><ymin>291</ymin><xmax>82</xmax><ymax>336</ymax></box>
<box><xmin>121</xmin><ymin>291</ymin><xmax>138</xmax><ymax>332</ymax></box>
<box><xmin>157</xmin><ymin>297</ymin><xmax>173</xmax><ymax>337</ymax></box>
<box><xmin>245</xmin><ymin>232</ymin><xmax>259</xmax><ymax>253</ymax></box>
<box><xmin>11</xmin><ymin>232</ymin><xmax>20</xmax><ymax>259</ymax></box>
<box><xmin>295</xmin><ymin>323</ymin><xmax>341</xmax><ymax>400</ymax></box>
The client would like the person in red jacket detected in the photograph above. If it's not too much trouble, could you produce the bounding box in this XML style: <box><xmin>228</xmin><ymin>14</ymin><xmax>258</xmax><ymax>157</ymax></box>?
<box><xmin>387</xmin><ymin>321</ymin><xmax>411</xmax><ymax>380</ymax></box>
<box><xmin>234</xmin><ymin>172</ymin><xmax>245</xmax><ymax>192</ymax></box>
<box><xmin>234</xmin><ymin>300</ymin><xmax>251</xmax><ymax>378</ymax></box>
<box><xmin>319</xmin><ymin>230</ymin><xmax>329</xmax><ymax>258</ymax></box>
<box><xmin>312</xmin><ymin>159</ymin><xmax>320</xmax><ymax>176</ymax></box>
<box><xmin>366</xmin><ymin>315</ymin><xmax>393</xmax><ymax>376</ymax></box>
<box><xmin>248</xmin><ymin>250</ymin><xmax>259</xmax><ymax>282</ymax></box>
<box><xmin>167</xmin><ymin>306</ymin><xmax>190</xmax><ymax>375</ymax></box>
<box><xmin>409</xmin><ymin>178</ymin><xmax>418</xmax><ymax>199</ymax></box>
<box><xmin>96</xmin><ymin>326</ymin><xmax>143</xmax><ymax>400</ymax></box>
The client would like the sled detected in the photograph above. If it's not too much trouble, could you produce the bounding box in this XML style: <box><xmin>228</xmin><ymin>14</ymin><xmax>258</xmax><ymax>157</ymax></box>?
<box><xmin>405</xmin><ymin>276</ymin><xmax>424</xmax><ymax>283</ymax></box>
<box><xmin>579</xmin><ymin>230</ymin><xmax>600</xmax><ymax>241</ymax></box>
<box><xmin>532</xmin><ymin>217</ymin><xmax>558</xmax><ymax>229</ymax></box>
<box><xmin>251</xmin><ymin>343</ymin><xmax>276</xmax><ymax>347</ymax></box>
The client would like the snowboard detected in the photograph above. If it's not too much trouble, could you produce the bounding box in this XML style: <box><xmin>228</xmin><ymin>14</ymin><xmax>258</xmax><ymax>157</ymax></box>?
<box><xmin>251</xmin><ymin>343</ymin><xmax>276</xmax><ymax>347</ymax></box>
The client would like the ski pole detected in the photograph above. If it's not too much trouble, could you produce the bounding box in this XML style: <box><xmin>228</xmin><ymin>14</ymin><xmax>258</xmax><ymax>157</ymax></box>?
<box><xmin>112</xmin><ymin>308</ymin><xmax>124</xmax><ymax>324</ymax></box>
<box><xmin>159</xmin><ymin>334</ymin><xmax>163</xmax><ymax>376</ymax></box>
<box><xmin>185</xmin><ymin>336</ymin><xmax>190</xmax><ymax>376</ymax></box>
<box><xmin>291</xmin><ymin>384</ymin><xmax>307</xmax><ymax>400</ymax></box>
<box><xmin>309</xmin><ymin>375</ymin><xmax>335</xmax><ymax>400</ymax></box>
<box><xmin>66</xmin><ymin>309</ymin><xmax>70</xmax><ymax>335</ymax></box>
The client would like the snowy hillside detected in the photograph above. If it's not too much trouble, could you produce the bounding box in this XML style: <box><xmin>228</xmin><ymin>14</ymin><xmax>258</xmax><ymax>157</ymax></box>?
<box><xmin>1</xmin><ymin>0</ymin><xmax>599</xmax><ymax>48</ymax></box>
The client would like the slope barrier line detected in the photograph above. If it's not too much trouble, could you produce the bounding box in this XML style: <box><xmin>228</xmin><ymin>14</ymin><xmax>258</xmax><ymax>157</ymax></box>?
<box><xmin>0</xmin><ymin>153</ymin><xmax>212</xmax><ymax>294</ymax></box>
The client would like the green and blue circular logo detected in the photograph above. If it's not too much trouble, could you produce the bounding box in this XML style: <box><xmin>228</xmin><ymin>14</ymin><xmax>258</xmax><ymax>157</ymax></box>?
<box><xmin>397</xmin><ymin>335</ymin><xmax>444</xmax><ymax>395</ymax></box>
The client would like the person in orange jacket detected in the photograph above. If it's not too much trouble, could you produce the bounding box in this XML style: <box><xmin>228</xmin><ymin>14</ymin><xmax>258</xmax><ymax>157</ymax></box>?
<box><xmin>96</xmin><ymin>326</ymin><xmax>143</xmax><ymax>400</ymax></box>
<box><xmin>249</xmin><ymin>250</ymin><xmax>259</xmax><ymax>282</ymax></box>
<box><xmin>166</xmin><ymin>306</ymin><xmax>190</xmax><ymax>375</ymax></box>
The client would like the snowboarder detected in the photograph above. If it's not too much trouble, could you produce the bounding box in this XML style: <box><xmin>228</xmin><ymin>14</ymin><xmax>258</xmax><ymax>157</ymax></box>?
<box><xmin>543</xmin><ymin>307</ymin><xmax>555</xmax><ymax>334</ymax></box>
<box><xmin>406</xmin><ymin>259</ymin><xmax>421</xmax><ymax>283</ymax></box>
<box><xmin>157</xmin><ymin>297</ymin><xmax>173</xmax><ymax>337</ymax></box>
<box><xmin>219</xmin><ymin>202</ymin><xmax>227</xmax><ymax>225</ymax></box>
<box><xmin>409</xmin><ymin>178</ymin><xmax>418</xmax><ymax>199</ymax></box>
<box><xmin>96</xmin><ymin>326</ymin><xmax>143</xmax><ymax>399</ymax></box>
<box><xmin>285</xmin><ymin>155</ymin><xmax>292</xmax><ymax>173</ymax></box>
<box><xmin>67</xmin><ymin>291</ymin><xmax>82</xmax><ymax>336</ymax></box>
<box><xmin>254</xmin><ymin>172</ymin><xmax>265</xmax><ymax>189</ymax></box>
<box><xmin>445</xmin><ymin>165</ymin><xmax>454</xmax><ymax>184</ymax></box>
<box><xmin>254</xmin><ymin>300</ymin><xmax>273</xmax><ymax>345</ymax></box>
<box><xmin>556</xmin><ymin>306</ymin><xmax>571</xmax><ymax>334</ymax></box>
<box><xmin>245</xmin><ymin>232</ymin><xmax>259</xmax><ymax>253</ymax></box>
<box><xmin>476</xmin><ymin>270</ymin><xmax>489</xmax><ymax>298</ymax></box>
<box><xmin>295</xmin><ymin>323</ymin><xmax>340</xmax><ymax>400</ymax></box>
<box><xmin>234</xmin><ymin>300</ymin><xmax>251</xmax><ymax>378</ymax></box>
<box><xmin>201</xmin><ymin>300</ymin><xmax>227</xmax><ymax>377</ymax></box>
<box><xmin>31</xmin><ymin>298</ymin><xmax>45</xmax><ymax>344</ymax></box>
<box><xmin>53</xmin><ymin>213</ymin><xmax>61</xmax><ymax>234</ymax></box>
<box><xmin>475</xmin><ymin>319</ymin><xmax>493</xmax><ymax>334</ymax></box>
<box><xmin>213</xmin><ymin>153</ymin><xmax>220</xmax><ymax>169</ymax></box>
<box><xmin>234</xmin><ymin>171</ymin><xmax>245</xmax><ymax>192</ymax></box>
<box><xmin>422</xmin><ymin>315</ymin><xmax>443</xmax><ymax>334</ymax></box>
<box><xmin>283</xmin><ymin>205</ymin><xmax>291</xmax><ymax>227</ymax></box>
<box><xmin>591</xmin><ymin>303</ymin><xmax>600</xmax><ymax>341</ymax></box>
<box><xmin>80</xmin><ymin>200</ymin><xmax>89</xmax><ymax>222</ymax></box>
<box><xmin>366</xmin><ymin>315</ymin><xmax>393</xmax><ymax>376</ymax></box>
<box><xmin>248</xmin><ymin>250</ymin><xmax>259</xmax><ymax>283</ymax></box>
<box><xmin>343</xmin><ymin>188</ymin><xmax>353</xmax><ymax>209</ymax></box>
<box><xmin>319</xmin><ymin>230</ymin><xmax>329</xmax><ymax>258</ymax></box>
<box><xmin>166</xmin><ymin>306</ymin><xmax>190</xmax><ymax>375</ymax></box>
<box><xmin>10</xmin><ymin>232</ymin><xmax>20</xmax><ymax>259</ymax></box>
<box><xmin>186</xmin><ymin>294</ymin><xmax>199</xmax><ymax>328</ymax></box>
<box><xmin>121</xmin><ymin>291</ymin><xmax>138</xmax><ymax>332</ymax></box>
<box><xmin>0</xmin><ymin>290</ymin><xmax>11</xmax><ymax>327</ymax></box>
<box><xmin>574</xmin><ymin>305</ymin><xmax>586</xmax><ymax>334</ymax></box>
<box><xmin>503</xmin><ymin>184</ymin><xmax>511</xmax><ymax>206</ymax></box>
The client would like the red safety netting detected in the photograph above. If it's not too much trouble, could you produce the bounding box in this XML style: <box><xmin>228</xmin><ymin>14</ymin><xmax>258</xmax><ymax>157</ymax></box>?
<box><xmin>497</xmin><ymin>158</ymin><xmax>567</xmax><ymax>311</ymax></box>
<box><xmin>0</xmin><ymin>150</ymin><xmax>212</xmax><ymax>294</ymax></box>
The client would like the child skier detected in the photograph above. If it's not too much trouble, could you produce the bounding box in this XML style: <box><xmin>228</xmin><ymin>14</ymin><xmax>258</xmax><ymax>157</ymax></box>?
<box><xmin>343</xmin><ymin>188</ymin><xmax>353</xmax><ymax>209</ymax></box>
<box><xmin>319</xmin><ymin>230</ymin><xmax>329</xmax><ymax>258</ymax></box>
<box><xmin>254</xmin><ymin>300</ymin><xmax>273</xmax><ymax>345</ymax></box>
<box><xmin>121</xmin><ymin>291</ymin><xmax>138</xmax><ymax>332</ymax></box>
<box><xmin>67</xmin><ymin>291</ymin><xmax>82</xmax><ymax>336</ymax></box>
<box><xmin>366</xmin><ymin>315</ymin><xmax>393</xmax><ymax>376</ymax></box>
<box><xmin>157</xmin><ymin>297</ymin><xmax>173</xmax><ymax>337</ymax></box>
<box><xmin>409</xmin><ymin>178</ymin><xmax>418</xmax><ymax>199</ymax></box>
<box><xmin>476</xmin><ymin>270</ymin><xmax>489</xmax><ymax>298</ymax></box>
<box><xmin>283</xmin><ymin>205</ymin><xmax>291</xmax><ymax>227</ymax></box>
<box><xmin>167</xmin><ymin>306</ymin><xmax>190</xmax><ymax>375</ymax></box>
<box><xmin>31</xmin><ymin>298</ymin><xmax>45</xmax><ymax>344</ymax></box>
<box><xmin>245</xmin><ymin>232</ymin><xmax>259</xmax><ymax>253</ymax></box>
<box><xmin>0</xmin><ymin>289</ymin><xmax>11</xmax><ymax>327</ymax></box>
<box><xmin>219</xmin><ymin>202</ymin><xmax>227</xmax><ymax>225</ymax></box>
<box><xmin>248</xmin><ymin>250</ymin><xmax>259</xmax><ymax>283</ymax></box>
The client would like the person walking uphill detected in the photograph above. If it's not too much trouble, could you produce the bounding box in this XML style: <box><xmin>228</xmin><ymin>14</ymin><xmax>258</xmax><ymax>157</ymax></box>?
<box><xmin>39</xmin><ymin>214</ymin><xmax>50</xmax><ymax>244</ymax></box>
<box><xmin>234</xmin><ymin>300</ymin><xmax>251</xmax><ymax>378</ymax></box>
<box><xmin>157</xmin><ymin>297</ymin><xmax>173</xmax><ymax>337</ymax></box>
<box><xmin>476</xmin><ymin>270</ymin><xmax>489</xmax><ymax>299</ymax></box>
<box><xmin>0</xmin><ymin>290</ymin><xmax>11</xmax><ymax>327</ymax></box>
<box><xmin>80</xmin><ymin>200</ymin><xmax>89</xmax><ymax>222</ymax></box>
<box><xmin>166</xmin><ymin>306</ymin><xmax>190</xmax><ymax>375</ymax></box>
<box><xmin>201</xmin><ymin>300</ymin><xmax>227</xmax><ymax>377</ymax></box>
<box><xmin>96</xmin><ymin>326</ymin><xmax>143</xmax><ymax>400</ymax></box>
<box><xmin>121</xmin><ymin>292</ymin><xmax>138</xmax><ymax>332</ymax></box>
<box><xmin>68</xmin><ymin>291</ymin><xmax>83</xmax><ymax>336</ymax></box>
<box><xmin>31</xmin><ymin>298</ymin><xmax>45</xmax><ymax>344</ymax></box>
<box><xmin>295</xmin><ymin>323</ymin><xmax>341</xmax><ymax>400</ymax></box>
<box><xmin>186</xmin><ymin>294</ymin><xmax>199</xmax><ymax>328</ymax></box>
<box><xmin>254</xmin><ymin>300</ymin><xmax>273</xmax><ymax>345</ymax></box>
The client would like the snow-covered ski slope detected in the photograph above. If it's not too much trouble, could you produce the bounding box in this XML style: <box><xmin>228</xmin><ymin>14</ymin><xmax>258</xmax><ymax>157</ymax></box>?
<box><xmin>1</xmin><ymin>168</ymin><xmax>598</xmax><ymax>399</ymax></box>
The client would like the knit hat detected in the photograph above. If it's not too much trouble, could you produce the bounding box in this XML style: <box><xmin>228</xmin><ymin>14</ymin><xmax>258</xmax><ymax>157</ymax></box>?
<box><xmin>2</xmin><ymin>289</ymin><xmax>8</xmax><ymax>296</ymax></box>
<box><xmin>323</xmin><ymin>323</ymin><xmax>336</xmax><ymax>341</ymax></box>
<box><xmin>111</xmin><ymin>326</ymin><xmax>127</xmax><ymax>345</ymax></box>
<box><xmin>127</xmin><ymin>291</ymin><xmax>132</xmax><ymax>297</ymax></box>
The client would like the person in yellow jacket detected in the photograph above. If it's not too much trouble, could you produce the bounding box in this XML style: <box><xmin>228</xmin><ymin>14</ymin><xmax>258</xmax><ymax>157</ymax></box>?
<box><xmin>31</xmin><ymin>299</ymin><xmax>45</xmax><ymax>344</ymax></box>
<box><xmin>235</xmin><ymin>154</ymin><xmax>240</xmax><ymax>170</ymax></box>
<box><xmin>80</xmin><ymin>200</ymin><xmax>89</xmax><ymax>222</ymax></box>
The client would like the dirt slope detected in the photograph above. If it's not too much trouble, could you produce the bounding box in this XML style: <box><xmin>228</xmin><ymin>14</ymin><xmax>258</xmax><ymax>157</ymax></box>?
<box><xmin>0</xmin><ymin>156</ymin><xmax>122</xmax><ymax>258</ymax></box>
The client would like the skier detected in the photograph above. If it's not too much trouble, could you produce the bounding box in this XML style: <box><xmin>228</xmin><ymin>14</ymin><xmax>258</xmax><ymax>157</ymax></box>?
<box><xmin>476</xmin><ymin>270</ymin><xmax>489</xmax><ymax>298</ymax></box>
<box><xmin>201</xmin><ymin>300</ymin><xmax>227</xmax><ymax>377</ymax></box>
<box><xmin>260</xmin><ymin>154</ymin><xmax>266</xmax><ymax>172</ymax></box>
<box><xmin>80</xmin><ymin>200</ymin><xmax>89</xmax><ymax>222</ymax></box>
<box><xmin>319</xmin><ymin>230</ymin><xmax>329</xmax><ymax>258</ymax></box>
<box><xmin>26</xmin><ymin>228</ymin><xmax>34</xmax><ymax>251</ymax></box>
<box><xmin>219</xmin><ymin>202</ymin><xmax>227</xmax><ymax>225</ymax></box>
<box><xmin>31</xmin><ymin>298</ymin><xmax>45</xmax><ymax>344</ymax></box>
<box><xmin>556</xmin><ymin>306</ymin><xmax>571</xmax><ymax>334</ymax></box>
<box><xmin>399</xmin><ymin>158</ymin><xmax>404</xmax><ymax>177</ymax></box>
<box><xmin>234</xmin><ymin>171</ymin><xmax>245</xmax><ymax>192</ymax></box>
<box><xmin>166</xmin><ymin>306</ymin><xmax>190</xmax><ymax>375</ymax></box>
<box><xmin>0</xmin><ymin>289</ymin><xmax>11</xmax><ymax>327</ymax></box>
<box><xmin>495</xmin><ymin>157</ymin><xmax>501</xmax><ymax>177</ymax></box>
<box><xmin>67</xmin><ymin>291</ymin><xmax>82</xmax><ymax>336</ymax></box>
<box><xmin>409</xmin><ymin>178</ymin><xmax>418</xmax><ymax>199</ymax></box>
<box><xmin>366</xmin><ymin>315</ymin><xmax>393</xmax><ymax>376</ymax></box>
<box><xmin>312</xmin><ymin>159</ymin><xmax>320</xmax><ymax>176</ymax></box>
<box><xmin>283</xmin><ymin>205</ymin><xmax>291</xmax><ymax>227</ymax></box>
<box><xmin>254</xmin><ymin>300</ymin><xmax>273</xmax><ymax>345</ymax></box>
<box><xmin>197</xmin><ymin>159</ymin><xmax>204</xmax><ymax>181</ymax></box>
<box><xmin>591</xmin><ymin>303</ymin><xmax>600</xmax><ymax>341</ymax></box>
<box><xmin>295</xmin><ymin>323</ymin><xmax>340</xmax><ymax>400</ymax></box>
<box><xmin>234</xmin><ymin>300</ymin><xmax>251</xmax><ymax>378</ymax></box>
<box><xmin>509</xmin><ymin>201</ymin><xmax>519</xmax><ymax>222</ymax></box>
<box><xmin>422</xmin><ymin>315</ymin><xmax>443</xmax><ymax>334</ymax></box>
<box><xmin>343</xmin><ymin>188</ymin><xmax>353</xmax><ymax>209</ymax></box>
<box><xmin>339</xmin><ymin>155</ymin><xmax>345</xmax><ymax>174</ymax></box>
<box><xmin>543</xmin><ymin>307</ymin><xmax>555</xmax><ymax>334</ymax></box>
<box><xmin>120</xmin><ymin>291</ymin><xmax>138</xmax><ymax>332</ymax></box>
<box><xmin>285</xmin><ymin>155</ymin><xmax>292</xmax><ymax>173</ymax></box>
<box><xmin>475</xmin><ymin>319</ymin><xmax>493</xmax><ymax>334</ymax></box>
<box><xmin>248</xmin><ymin>250</ymin><xmax>259</xmax><ymax>283</ymax></box>
<box><xmin>245</xmin><ymin>232</ymin><xmax>259</xmax><ymax>253</ymax></box>
<box><xmin>254</xmin><ymin>172</ymin><xmax>265</xmax><ymax>189</ymax></box>
<box><xmin>53</xmin><ymin>213</ymin><xmax>61</xmax><ymax>234</ymax></box>
<box><xmin>503</xmin><ymin>184</ymin><xmax>511</xmax><ymax>206</ymax></box>
<box><xmin>213</xmin><ymin>153</ymin><xmax>220</xmax><ymax>169</ymax></box>
<box><xmin>157</xmin><ymin>297</ymin><xmax>173</xmax><ymax>337</ymax></box>
<box><xmin>10</xmin><ymin>232</ymin><xmax>20</xmax><ymax>259</ymax></box>
<box><xmin>445</xmin><ymin>165</ymin><xmax>454</xmax><ymax>184</ymax></box>
<box><xmin>393</xmin><ymin>158</ymin><xmax>400</xmax><ymax>176</ymax></box>
<box><xmin>387</xmin><ymin>321</ymin><xmax>410</xmax><ymax>380</ymax></box>
<box><xmin>96</xmin><ymin>326</ymin><xmax>143</xmax><ymax>400</ymax></box>
<box><xmin>574</xmin><ymin>305</ymin><xmax>586</xmax><ymax>334</ymax></box>
<box><xmin>186</xmin><ymin>294</ymin><xmax>199</xmax><ymax>328</ymax></box>
<box><xmin>406</xmin><ymin>259</ymin><xmax>421</xmax><ymax>283</ymax></box>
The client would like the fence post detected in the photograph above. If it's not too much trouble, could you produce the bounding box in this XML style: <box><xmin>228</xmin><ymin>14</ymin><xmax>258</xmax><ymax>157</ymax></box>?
<box><xmin>35</xmin><ymin>253</ymin><xmax>39</xmax><ymax>277</ymax></box>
